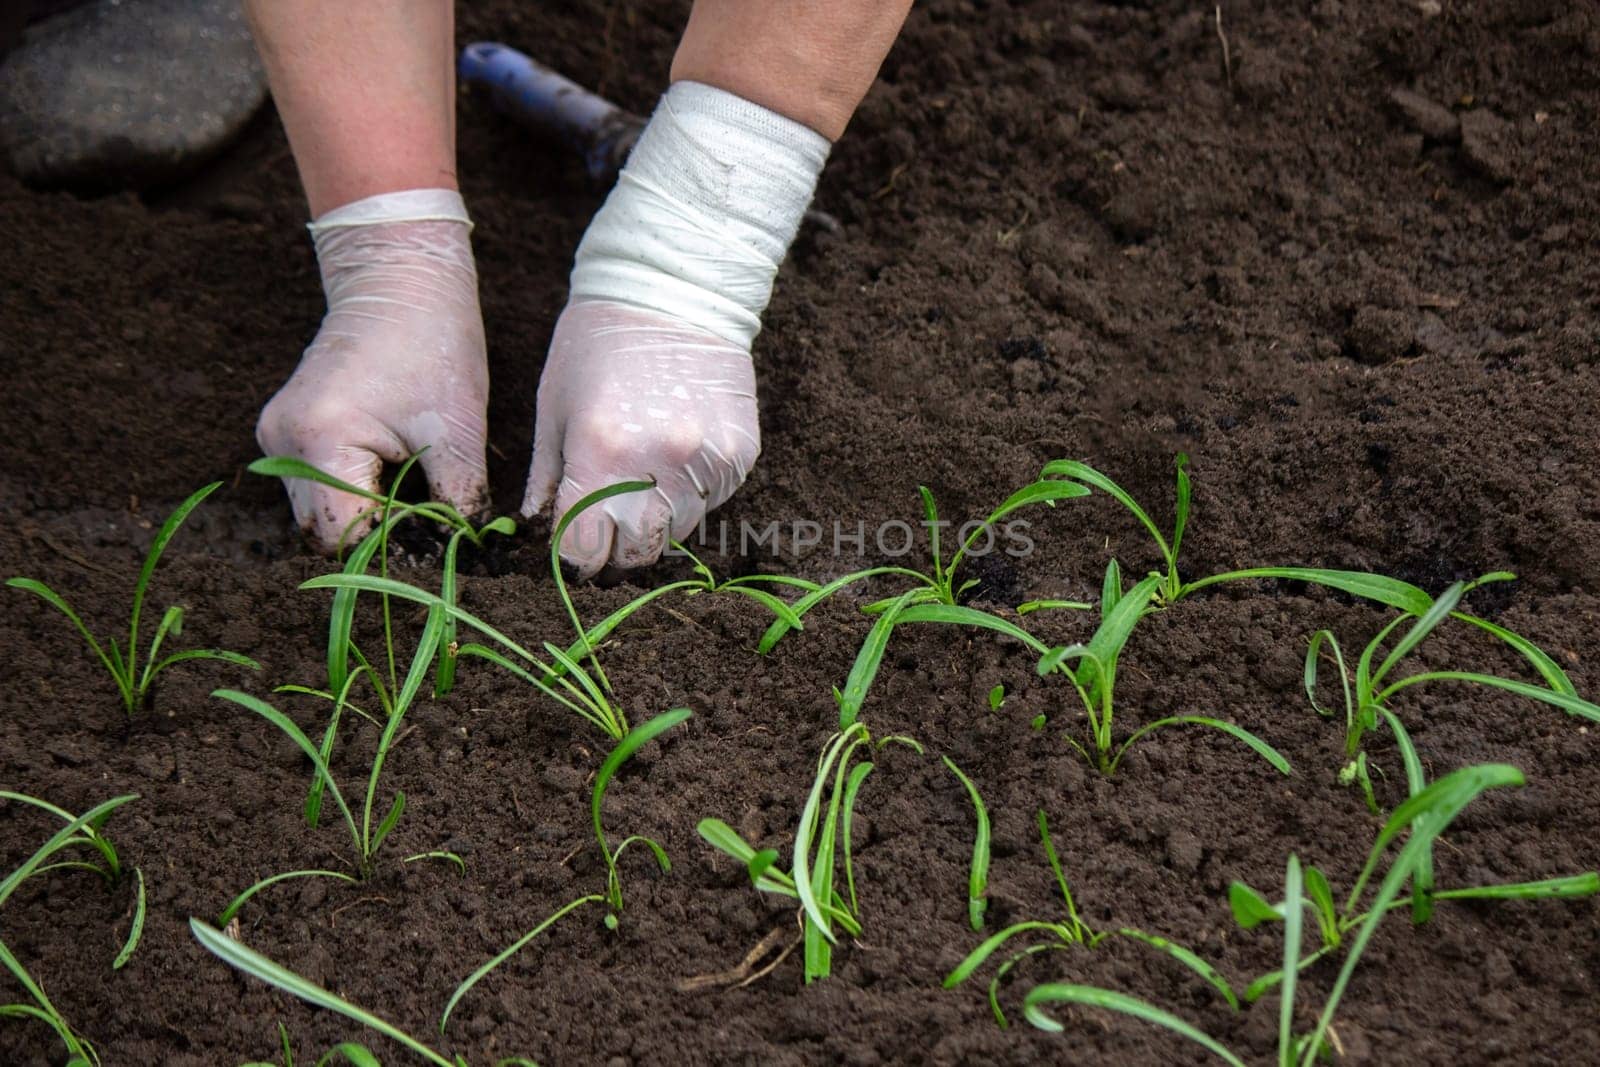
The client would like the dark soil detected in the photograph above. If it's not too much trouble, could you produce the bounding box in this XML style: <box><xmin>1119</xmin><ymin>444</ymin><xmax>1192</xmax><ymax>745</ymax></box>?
<box><xmin>3</xmin><ymin>1</ymin><xmax>1599</xmax><ymax>1064</ymax></box>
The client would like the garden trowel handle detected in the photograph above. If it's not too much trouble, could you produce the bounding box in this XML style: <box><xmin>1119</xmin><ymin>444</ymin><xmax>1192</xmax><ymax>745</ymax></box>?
<box><xmin>459</xmin><ymin>41</ymin><xmax>645</xmax><ymax>184</ymax></box>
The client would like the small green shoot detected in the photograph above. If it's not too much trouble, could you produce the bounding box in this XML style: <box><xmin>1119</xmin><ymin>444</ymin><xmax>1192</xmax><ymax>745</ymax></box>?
<box><xmin>755</xmin><ymin>464</ymin><xmax>1093</xmax><ymax>653</ymax></box>
<box><xmin>942</xmin><ymin>757</ymin><xmax>990</xmax><ymax>930</ymax></box>
<box><xmin>1035</xmin><ymin>566</ymin><xmax>1291</xmax><ymax>775</ymax></box>
<box><xmin>986</xmin><ymin>684</ymin><xmax>1006</xmax><ymax>711</ymax></box>
<box><xmin>439</xmin><ymin>708</ymin><xmax>689</xmax><ymax>1031</ymax></box>
<box><xmin>1020</xmin><ymin>764</ymin><xmax>1532</xmax><ymax>1066</ymax></box>
<box><xmin>8</xmin><ymin>481</ymin><xmax>260</xmax><ymax>715</ymax></box>
<box><xmin>699</xmin><ymin>722</ymin><xmax>922</xmax><ymax>982</ymax></box>
<box><xmin>1302</xmin><ymin>573</ymin><xmax>1600</xmax><ymax>808</ymax></box>
<box><xmin>944</xmin><ymin>809</ymin><xmax>1234</xmax><ymax>1027</ymax></box>
<box><xmin>1229</xmin><ymin>771</ymin><xmax>1598</xmax><ymax>1001</ymax></box>
<box><xmin>249</xmin><ymin>456</ymin><xmax>512</xmax><ymax>700</ymax></box>
<box><xmin>1041</xmin><ymin>454</ymin><xmax>1191</xmax><ymax>604</ymax></box>
<box><xmin>2</xmin><ymin>792</ymin><xmax>145</xmax><ymax>1065</ymax></box>
<box><xmin>213</xmin><ymin>678</ymin><xmax>461</xmax><ymax>918</ymax></box>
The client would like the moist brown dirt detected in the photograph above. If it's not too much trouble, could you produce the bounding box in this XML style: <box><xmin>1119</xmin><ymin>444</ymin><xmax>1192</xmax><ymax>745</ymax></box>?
<box><xmin>3</xmin><ymin>1</ymin><xmax>1599</xmax><ymax>1064</ymax></box>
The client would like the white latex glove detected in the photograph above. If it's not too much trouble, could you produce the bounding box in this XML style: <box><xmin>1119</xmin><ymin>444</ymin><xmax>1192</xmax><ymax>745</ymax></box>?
<box><xmin>521</xmin><ymin>82</ymin><xmax>830</xmax><ymax>576</ymax></box>
<box><xmin>521</xmin><ymin>298</ymin><xmax>759</xmax><ymax>574</ymax></box>
<box><xmin>257</xmin><ymin>189</ymin><xmax>489</xmax><ymax>552</ymax></box>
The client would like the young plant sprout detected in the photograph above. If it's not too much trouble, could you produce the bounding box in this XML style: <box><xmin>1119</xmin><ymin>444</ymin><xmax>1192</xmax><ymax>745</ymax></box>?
<box><xmin>190</xmin><ymin>920</ymin><xmax>540</xmax><ymax>1067</ymax></box>
<box><xmin>1020</xmin><ymin>764</ymin><xmax>1536</xmax><ymax>1066</ymax></box>
<box><xmin>1229</xmin><ymin>787</ymin><xmax>1598</xmax><ymax>1002</ymax></box>
<box><xmin>698</xmin><ymin>722</ymin><xmax>923</xmax><ymax>983</ymax></box>
<box><xmin>7</xmin><ymin>481</ymin><xmax>260</xmax><ymax>715</ymax></box>
<box><xmin>1033</xmin><ymin>565</ymin><xmax>1291</xmax><ymax>775</ymax></box>
<box><xmin>753</xmin><ymin>464</ymin><xmax>1093</xmax><ymax>654</ymax></box>
<box><xmin>826</xmin><ymin>560</ymin><xmax>1289</xmax><ymax>774</ymax></box>
<box><xmin>438</xmin><ymin>708</ymin><xmax>689</xmax><ymax>1032</ymax></box>
<box><xmin>249</xmin><ymin>455</ymin><xmax>514</xmax><ymax>700</ymax></box>
<box><xmin>214</xmin><ymin>669</ymin><xmax>462</xmax><ymax>919</ymax></box>
<box><xmin>942</xmin><ymin>757</ymin><xmax>990</xmax><ymax>930</ymax></box>
<box><xmin>2</xmin><ymin>792</ymin><xmax>146</xmax><ymax>1066</ymax></box>
<box><xmin>1302</xmin><ymin>572</ymin><xmax>1600</xmax><ymax>809</ymax></box>
<box><xmin>303</xmin><ymin>482</ymin><xmax>792</xmax><ymax>745</ymax></box>
<box><xmin>1040</xmin><ymin>455</ymin><xmax>1191</xmax><ymax>604</ymax></box>
<box><xmin>943</xmin><ymin>809</ymin><xmax>1235</xmax><ymax>1027</ymax></box>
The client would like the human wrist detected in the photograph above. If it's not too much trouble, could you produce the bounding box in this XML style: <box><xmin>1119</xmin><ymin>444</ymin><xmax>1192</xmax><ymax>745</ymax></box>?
<box><xmin>568</xmin><ymin>81</ymin><xmax>830</xmax><ymax>348</ymax></box>
<box><xmin>308</xmin><ymin>188</ymin><xmax>471</xmax><ymax>234</ymax></box>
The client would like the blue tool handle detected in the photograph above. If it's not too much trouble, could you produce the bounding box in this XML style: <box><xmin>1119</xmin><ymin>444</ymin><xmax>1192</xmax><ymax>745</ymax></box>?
<box><xmin>460</xmin><ymin>41</ymin><xmax>644</xmax><ymax>183</ymax></box>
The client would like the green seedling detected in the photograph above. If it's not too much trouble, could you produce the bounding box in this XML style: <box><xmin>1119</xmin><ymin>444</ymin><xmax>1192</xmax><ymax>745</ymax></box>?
<box><xmin>249</xmin><ymin>456</ymin><xmax>513</xmax><ymax>700</ymax></box>
<box><xmin>437</xmin><ymin>712</ymin><xmax>685</xmax><ymax>1029</ymax></box>
<box><xmin>943</xmin><ymin>809</ymin><xmax>1235</xmax><ymax>1027</ymax></box>
<box><xmin>438</xmin><ymin>707</ymin><xmax>689</xmax><ymax>1031</ymax></box>
<box><xmin>304</xmin><ymin>483</ymin><xmax>728</xmax><ymax>744</ymax></box>
<box><xmin>942</xmin><ymin>758</ymin><xmax>990</xmax><ymax>930</ymax></box>
<box><xmin>826</xmin><ymin>562</ymin><xmax>1288</xmax><ymax>775</ymax></box>
<box><xmin>986</xmin><ymin>684</ymin><xmax>1006</xmax><ymax>711</ymax></box>
<box><xmin>1303</xmin><ymin>572</ymin><xmax>1600</xmax><ymax>810</ymax></box>
<box><xmin>754</xmin><ymin>464</ymin><xmax>1093</xmax><ymax>654</ymax></box>
<box><xmin>1020</xmin><ymin>763</ymin><xmax>1532</xmax><ymax>1066</ymax></box>
<box><xmin>7</xmin><ymin>482</ymin><xmax>260</xmax><ymax>715</ymax></box>
<box><xmin>1041</xmin><ymin>455</ymin><xmax>1191</xmax><ymax>604</ymax></box>
<box><xmin>2</xmin><ymin>792</ymin><xmax>145</xmax><ymax>1066</ymax></box>
<box><xmin>1036</xmin><ymin>565</ymin><xmax>1290</xmax><ymax>775</ymax></box>
<box><xmin>214</xmin><ymin>673</ymin><xmax>462</xmax><ymax>920</ymax></box>
<box><xmin>699</xmin><ymin>722</ymin><xmax>922</xmax><ymax>982</ymax></box>
<box><xmin>1229</xmin><ymin>763</ymin><xmax>1598</xmax><ymax>1000</ymax></box>
<box><xmin>191</xmin><ymin>920</ymin><xmax>540</xmax><ymax>1067</ymax></box>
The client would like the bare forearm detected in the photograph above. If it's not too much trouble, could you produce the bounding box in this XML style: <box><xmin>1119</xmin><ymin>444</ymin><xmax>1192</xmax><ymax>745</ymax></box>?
<box><xmin>243</xmin><ymin>0</ymin><xmax>457</xmax><ymax>215</ymax></box>
<box><xmin>671</xmin><ymin>0</ymin><xmax>913</xmax><ymax>141</ymax></box>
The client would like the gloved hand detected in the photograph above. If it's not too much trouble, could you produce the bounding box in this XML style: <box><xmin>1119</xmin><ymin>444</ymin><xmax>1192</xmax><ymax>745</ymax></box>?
<box><xmin>521</xmin><ymin>298</ymin><xmax>759</xmax><ymax>575</ymax></box>
<box><xmin>257</xmin><ymin>189</ymin><xmax>489</xmax><ymax>552</ymax></box>
<box><xmin>522</xmin><ymin>81</ymin><xmax>830</xmax><ymax>576</ymax></box>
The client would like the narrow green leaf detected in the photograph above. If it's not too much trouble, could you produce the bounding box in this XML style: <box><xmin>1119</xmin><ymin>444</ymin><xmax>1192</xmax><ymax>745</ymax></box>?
<box><xmin>1433</xmin><ymin>873</ymin><xmax>1599</xmax><ymax>902</ymax></box>
<box><xmin>1022</xmin><ymin>984</ymin><xmax>1245</xmax><ymax>1067</ymax></box>
<box><xmin>370</xmin><ymin>792</ymin><xmax>407</xmax><ymax>857</ymax></box>
<box><xmin>130</xmin><ymin>482</ymin><xmax>222</xmax><ymax>686</ymax></box>
<box><xmin>755</xmin><ymin>567</ymin><xmax>931</xmax><ymax>654</ymax></box>
<box><xmin>893</xmin><ymin>603</ymin><xmax>1051</xmax><ymax>654</ymax></box>
<box><xmin>1183</xmin><ymin>568</ymin><xmax>1432</xmax><ymax>614</ymax></box>
<box><xmin>213</xmin><ymin>690</ymin><xmax>360</xmax><ymax>858</ymax></box>
<box><xmin>591</xmin><ymin>709</ymin><xmax>692</xmax><ymax>870</ymax></box>
<box><xmin>1451</xmin><ymin>612</ymin><xmax>1576</xmax><ymax>695</ymax></box>
<box><xmin>1279</xmin><ymin>856</ymin><xmax>1304</xmax><ymax>1067</ymax></box>
<box><xmin>942</xmin><ymin>757</ymin><xmax>991</xmax><ymax>930</ymax></box>
<box><xmin>437</xmin><ymin>894</ymin><xmax>604</xmax><ymax>1034</ymax></box>
<box><xmin>249</xmin><ymin>457</ymin><xmax>387</xmax><ymax>503</ymax></box>
<box><xmin>217</xmin><ymin>869</ymin><xmax>359</xmax><ymax>926</ymax></box>
<box><xmin>190</xmin><ymin>919</ymin><xmax>458</xmax><ymax>1067</ymax></box>
<box><xmin>1015</xmin><ymin>599</ymin><xmax>1094</xmax><ymax>615</ymax></box>
<box><xmin>942</xmin><ymin>922</ymin><xmax>1066</xmax><ymax>987</ymax></box>
<box><xmin>1370</xmin><ymin>582</ymin><xmax>1468</xmax><ymax>690</ymax></box>
<box><xmin>1112</xmin><ymin>716</ymin><xmax>1291</xmax><ymax>776</ymax></box>
<box><xmin>5</xmin><ymin>578</ymin><xmax>121</xmax><ymax>694</ymax></box>
<box><xmin>112</xmin><ymin>868</ymin><xmax>146</xmax><ymax>970</ymax></box>
<box><xmin>1379</xmin><ymin>671</ymin><xmax>1600</xmax><ymax>722</ymax></box>
<box><xmin>1116</xmin><ymin>927</ymin><xmax>1238</xmax><ymax>1011</ymax></box>
<box><xmin>838</xmin><ymin>591</ymin><xmax>922</xmax><ymax>729</ymax></box>
<box><xmin>1038</xmin><ymin>460</ymin><xmax>1172</xmax><ymax>567</ymax></box>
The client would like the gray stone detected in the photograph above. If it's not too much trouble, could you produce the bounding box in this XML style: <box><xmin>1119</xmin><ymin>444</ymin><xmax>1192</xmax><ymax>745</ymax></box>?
<box><xmin>1459</xmin><ymin>108</ymin><xmax>1515</xmax><ymax>184</ymax></box>
<box><xmin>1387</xmin><ymin>87</ymin><xmax>1460</xmax><ymax>142</ymax></box>
<box><xmin>0</xmin><ymin>0</ymin><xmax>267</xmax><ymax>188</ymax></box>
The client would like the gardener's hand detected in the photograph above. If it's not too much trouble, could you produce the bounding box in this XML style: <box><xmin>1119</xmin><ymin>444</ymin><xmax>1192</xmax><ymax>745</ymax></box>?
<box><xmin>520</xmin><ymin>81</ymin><xmax>829</xmax><ymax>575</ymax></box>
<box><xmin>521</xmin><ymin>298</ymin><xmax>759</xmax><ymax>576</ymax></box>
<box><xmin>257</xmin><ymin>190</ymin><xmax>489</xmax><ymax>552</ymax></box>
